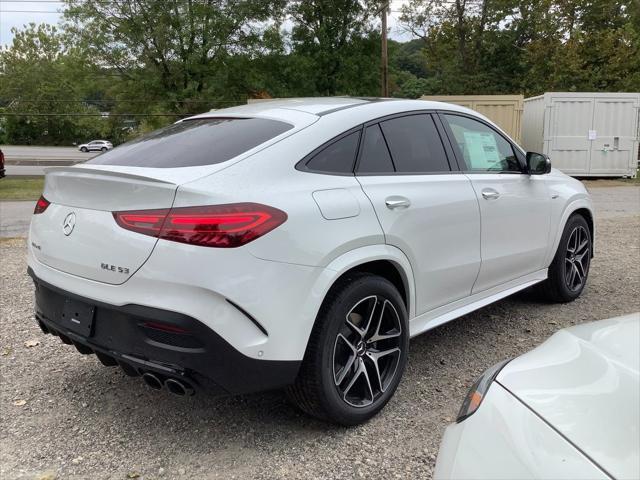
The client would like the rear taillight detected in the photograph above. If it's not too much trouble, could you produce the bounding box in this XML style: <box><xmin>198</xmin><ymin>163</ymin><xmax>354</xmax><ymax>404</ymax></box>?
<box><xmin>34</xmin><ymin>196</ymin><xmax>50</xmax><ymax>214</ymax></box>
<box><xmin>113</xmin><ymin>203</ymin><xmax>287</xmax><ymax>248</ymax></box>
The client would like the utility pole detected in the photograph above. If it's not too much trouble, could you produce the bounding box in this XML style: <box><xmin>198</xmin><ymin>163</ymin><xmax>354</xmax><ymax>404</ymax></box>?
<box><xmin>381</xmin><ymin>1</ymin><xmax>389</xmax><ymax>97</ymax></box>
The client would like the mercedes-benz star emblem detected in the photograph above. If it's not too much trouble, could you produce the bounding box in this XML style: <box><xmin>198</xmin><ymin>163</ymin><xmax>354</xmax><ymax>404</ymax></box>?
<box><xmin>62</xmin><ymin>212</ymin><xmax>76</xmax><ymax>236</ymax></box>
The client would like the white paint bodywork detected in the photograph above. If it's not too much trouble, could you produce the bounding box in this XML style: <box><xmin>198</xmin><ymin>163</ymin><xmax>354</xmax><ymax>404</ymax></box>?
<box><xmin>28</xmin><ymin>98</ymin><xmax>595</xmax><ymax>363</ymax></box>
<box><xmin>435</xmin><ymin>313</ymin><xmax>640</xmax><ymax>480</ymax></box>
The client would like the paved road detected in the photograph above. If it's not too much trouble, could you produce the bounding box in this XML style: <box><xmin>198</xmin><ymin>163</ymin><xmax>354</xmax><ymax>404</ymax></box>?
<box><xmin>0</xmin><ymin>201</ymin><xmax>36</xmax><ymax>238</ymax></box>
<box><xmin>2</xmin><ymin>146</ymin><xmax>98</xmax><ymax>175</ymax></box>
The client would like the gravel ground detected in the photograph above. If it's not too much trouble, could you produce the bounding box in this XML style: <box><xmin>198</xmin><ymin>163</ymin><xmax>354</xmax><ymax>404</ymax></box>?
<box><xmin>1</xmin><ymin>185</ymin><xmax>639</xmax><ymax>480</ymax></box>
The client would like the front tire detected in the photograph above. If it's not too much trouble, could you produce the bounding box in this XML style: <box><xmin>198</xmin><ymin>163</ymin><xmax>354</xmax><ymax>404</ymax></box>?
<box><xmin>540</xmin><ymin>214</ymin><xmax>591</xmax><ymax>302</ymax></box>
<box><xmin>287</xmin><ymin>273</ymin><xmax>409</xmax><ymax>426</ymax></box>
<box><xmin>101</xmin><ymin>147</ymin><xmax>107</xmax><ymax>152</ymax></box>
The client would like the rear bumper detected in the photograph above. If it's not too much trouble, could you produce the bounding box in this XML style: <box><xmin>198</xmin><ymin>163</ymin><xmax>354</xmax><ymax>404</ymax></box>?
<box><xmin>29</xmin><ymin>268</ymin><xmax>300</xmax><ymax>395</ymax></box>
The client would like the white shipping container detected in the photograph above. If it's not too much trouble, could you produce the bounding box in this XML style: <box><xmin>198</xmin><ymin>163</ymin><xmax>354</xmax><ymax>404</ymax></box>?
<box><xmin>522</xmin><ymin>92</ymin><xmax>640</xmax><ymax>177</ymax></box>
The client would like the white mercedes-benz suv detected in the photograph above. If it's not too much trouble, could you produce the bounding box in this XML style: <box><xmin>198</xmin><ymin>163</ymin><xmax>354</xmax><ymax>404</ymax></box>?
<box><xmin>28</xmin><ymin>97</ymin><xmax>594</xmax><ymax>425</ymax></box>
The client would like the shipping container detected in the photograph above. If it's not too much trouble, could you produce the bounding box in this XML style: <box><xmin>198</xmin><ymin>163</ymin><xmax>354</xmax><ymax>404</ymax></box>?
<box><xmin>420</xmin><ymin>95</ymin><xmax>524</xmax><ymax>143</ymax></box>
<box><xmin>522</xmin><ymin>92</ymin><xmax>640</xmax><ymax>177</ymax></box>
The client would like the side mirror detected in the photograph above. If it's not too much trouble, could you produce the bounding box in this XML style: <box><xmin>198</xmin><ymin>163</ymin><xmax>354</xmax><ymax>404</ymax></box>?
<box><xmin>526</xmin><ymin>152</ymin><xmax>551</xmax><ymax>175</ymax></box>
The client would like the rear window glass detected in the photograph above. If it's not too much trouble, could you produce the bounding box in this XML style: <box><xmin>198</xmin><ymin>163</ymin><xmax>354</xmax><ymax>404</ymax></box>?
<box><xmin>86</xmin><ymin>118</ymin><xmax>292</xmax><ymax>168</ymax></box>
<box><xmin>304</xmin><ymin>131</ymin><xmax>361</xmax><ymax>174</ymax></box>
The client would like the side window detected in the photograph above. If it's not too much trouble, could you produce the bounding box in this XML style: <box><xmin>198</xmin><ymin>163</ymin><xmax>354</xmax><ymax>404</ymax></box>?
<box><xmin>357</xmin><ymin>124</ymin><xmax>394</xmax><ymax>174</ymax></box>
<box><xmin>379</xmin><ymin>114</ymin><xmax>450</xmax><ymax>173</ymax></box>
<box><xmin>304</xmin><ymin>131</ymin><xmax>361</xmax><ymax>174</ymax></box>
<box><xmin>442</xmin><ymin>114</ymin><xmax>521</xmax><ymax>173</ymax></box>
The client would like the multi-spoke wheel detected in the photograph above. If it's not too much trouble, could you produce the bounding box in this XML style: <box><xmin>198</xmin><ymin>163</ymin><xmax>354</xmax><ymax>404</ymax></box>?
<box><xmin>287</xmin><ymin>273</ymin><xmax>409</xmax><ymax>425</ymax></box>
<box><xmin>564</xmin><ymin>225</ymin><xmax>590</xmax><ymax>292</ymax></box>
<box><xmin>333</xmin><ymin>296</ymin><xmax>402</xmax><ymax>407</ymax></box>
<box><xmin>540</xmin><ymin>214</ymin><xmax>592</xmax><ymax>303</ymax></box>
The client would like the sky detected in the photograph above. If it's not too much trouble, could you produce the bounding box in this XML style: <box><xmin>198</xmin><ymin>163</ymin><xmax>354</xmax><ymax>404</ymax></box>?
<box><xmin>0</xmin><ymin>0</ymin><xmax>413</xmax><ymax>47</ymax></box>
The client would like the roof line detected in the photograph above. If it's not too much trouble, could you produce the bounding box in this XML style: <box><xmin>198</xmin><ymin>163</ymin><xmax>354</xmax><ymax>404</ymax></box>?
<box><xmin>317</xmin><ymin>97</ymin><xmax>397</xmax><ymax>117</ymax></box>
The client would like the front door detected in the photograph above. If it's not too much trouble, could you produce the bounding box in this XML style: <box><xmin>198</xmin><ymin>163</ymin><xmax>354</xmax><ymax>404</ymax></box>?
<box><xmin>440</xmin><ymin>113</ymin><xmax>551</xmax><ymax>293</ymax></box>
<box><xmin>355</xmin><ymin>114</ymin><xmax>481</xmax><ymax>315</ymax></box>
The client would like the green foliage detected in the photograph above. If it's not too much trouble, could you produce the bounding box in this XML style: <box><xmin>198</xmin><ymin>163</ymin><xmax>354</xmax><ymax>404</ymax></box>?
<box><xmin>397</xmin><ymin>0</ymin><xmax>640</xmax><ymax>96</ymax></box>
<box><xmin>0</xmin><ymin>23</ymin><xmax>130</xmax><ymax>145</ymax></box>
<box><xmin>288</xmin><ymin>0</ymin><xmax>380</xmax><ymax>95</ymax></box>
<box><xmin>0</xmin><ymin>0</ymin><xmax>637</xmax><ymax>145</ymax></box>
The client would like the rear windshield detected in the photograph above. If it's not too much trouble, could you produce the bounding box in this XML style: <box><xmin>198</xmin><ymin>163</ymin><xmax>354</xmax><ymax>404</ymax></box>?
<box><xmin>86</xmin><ymin>117</ymin><xmax>292</xmax><ymax>168</ymax></box>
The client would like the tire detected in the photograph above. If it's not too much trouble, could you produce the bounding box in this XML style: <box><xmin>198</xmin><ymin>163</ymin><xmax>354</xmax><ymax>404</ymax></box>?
<box><xmin>101</xmin><ymin>147</ymin><xmax>107</xmax><ymax>152</ymax></box>
<box><xmin>80</xmin><ymin>147</ymin><xmax>88</xmax><ymax>152</ymax></box>
<box><xmin>539</xmin><ymin>214</ymin><xmax>591</xmax><ymax>303</ymax></box>
<box><xmin>287</xmin><ymin>273</ymin><xmax>409</xmax><ymax>426</ymax></box>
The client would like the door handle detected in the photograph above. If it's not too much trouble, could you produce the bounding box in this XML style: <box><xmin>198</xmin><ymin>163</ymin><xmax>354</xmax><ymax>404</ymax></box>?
<box><xmin>481</xmin><ymin>189</ymin><xmax>500</xmax><ymax>200</ymax></box>
<box><xmin>385</xmin><ymin>196</ymin><xmax>411</xmax><ymax>210</ymax></box>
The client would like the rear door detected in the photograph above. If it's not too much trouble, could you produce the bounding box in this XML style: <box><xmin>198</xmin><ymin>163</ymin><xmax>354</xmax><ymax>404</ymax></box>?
<box><xmin>440</xmin><ymin>113</ymin><xmax>551</xmax><ymax>293</ymax></box>
<box><xmin>355</xmin><ymin>113</ymin><xmax>481</xmax><ymax>315</ymax></box>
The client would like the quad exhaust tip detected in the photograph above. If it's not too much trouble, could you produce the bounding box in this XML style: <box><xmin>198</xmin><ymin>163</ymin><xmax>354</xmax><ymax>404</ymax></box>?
<box><xmin>165</xmin><ymin>378</ymin><xmax>194</xmax><ymax>397</ymax></box>
<box><xmin>36</xmin><ymin>320</ymin><xmax>197</xmax><ymax>397</ymax></box>
<box><xmin>141</xmin><ymin>372</ymin><xmax>195</xmax><ymax>396</ymax></box>
<box><xmin>142</xmin><ymin>372</ymin><xmax>163</xmax><ymax>390</ymax></box>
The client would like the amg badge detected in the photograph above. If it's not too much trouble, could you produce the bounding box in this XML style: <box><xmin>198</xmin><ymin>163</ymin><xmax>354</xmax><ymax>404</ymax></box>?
<box><xmin>101</xmin><ymin>263</ymin><xmax>130</xmax><ymax>274</ymax></box>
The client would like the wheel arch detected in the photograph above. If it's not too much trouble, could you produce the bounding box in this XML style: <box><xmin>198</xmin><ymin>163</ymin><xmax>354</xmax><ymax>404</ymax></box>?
<box><xmin>302</xmin><ymin>245</ymin><xmax>416</xmax><ymax>352</ymax></box>
<box><xmin>331</xmin><ymin>260</ymin><xmax>410</xmax><ymax>312</ymax></box>
<box><xmin>545</xmin><ymin>199</ymin><xmax>596</xmax><ymax>266</ymax></box>
<box><xmin>572</xmin><ymin>207</ymin><xmax>594</xmax><ymax>257</ymax></box>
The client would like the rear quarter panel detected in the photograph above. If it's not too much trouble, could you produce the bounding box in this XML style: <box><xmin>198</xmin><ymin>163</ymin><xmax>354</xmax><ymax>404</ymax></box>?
<box><xmin>175</xmin><ymin>115</ymin><xmax>386</xmax><ymax>268</ymax></box>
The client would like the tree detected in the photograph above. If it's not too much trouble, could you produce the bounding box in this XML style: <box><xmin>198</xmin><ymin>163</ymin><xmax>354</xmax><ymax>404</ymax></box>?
<box><xmin>0</xmin><ymin>23</ymin><xmax>111</xmax><ymax>145</ymax></box>
<box><xmin>63</xmin><ymin>0</ymin><xmax>287</xmax><ymax>111</ymax></box>
<box><xmin>288</xmin><ymin>0</ymin><xmax>379</xmax><ymax>95</ymax></box>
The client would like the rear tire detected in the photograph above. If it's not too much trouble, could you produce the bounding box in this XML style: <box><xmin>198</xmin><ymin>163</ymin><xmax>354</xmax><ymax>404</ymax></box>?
<box><xmin>287</xmin><ymin>273</ymin><xmax>409</xmax><ymax>426</ymax></box>
<box><xmin>539</xmin><ymin>214</ymin><xmax>591</xmax><ymax>303</ymax></box>
<box><xmin>80</xmin><ymin>147</ymin><xmax>88</xmax><ymax>152</ymax></box>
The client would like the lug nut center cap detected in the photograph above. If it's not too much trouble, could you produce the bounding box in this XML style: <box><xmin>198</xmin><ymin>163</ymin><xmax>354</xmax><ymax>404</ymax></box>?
<box><xmin>356</xmin><ymin>341</ymin><xmax>366</xmax><ymax>357</ymax></box>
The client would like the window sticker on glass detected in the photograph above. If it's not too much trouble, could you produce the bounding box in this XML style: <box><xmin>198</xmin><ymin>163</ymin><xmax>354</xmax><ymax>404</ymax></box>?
<box><xmin>462</xmin><ymin>131</ymin><xmax>500</xmax><ymax>168</ymax></box>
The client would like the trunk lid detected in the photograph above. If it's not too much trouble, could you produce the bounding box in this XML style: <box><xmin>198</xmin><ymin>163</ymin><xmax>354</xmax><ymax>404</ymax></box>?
<box><xmin>30</xmin><ymin>166</ymin><xmax>182</xmax><ymax>285</ymax></box>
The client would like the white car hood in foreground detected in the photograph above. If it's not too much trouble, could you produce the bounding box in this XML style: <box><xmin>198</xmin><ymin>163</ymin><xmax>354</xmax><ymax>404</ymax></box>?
<box><xmin>497</xmin><ymin>313</ymin><xmax>640</xmax><ymax>479</ymax></box>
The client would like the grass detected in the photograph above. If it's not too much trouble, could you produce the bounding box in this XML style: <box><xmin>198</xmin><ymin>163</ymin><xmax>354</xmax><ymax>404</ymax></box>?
<box><xmin>0</xmin><ymin>176</ymin><xmax>45</xmax><ymax>201</ymax></box>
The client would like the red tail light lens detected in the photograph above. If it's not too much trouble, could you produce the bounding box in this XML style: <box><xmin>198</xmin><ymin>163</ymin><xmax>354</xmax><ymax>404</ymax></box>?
<box><xmin>34</xmin><ymin>196</ymin><xmax>50</xmax><ymax>214</ymax></box>
<box><xmin>113</xmin><ymin>203</ymin><xmax>287</xmax><ymax>248</ymax></box>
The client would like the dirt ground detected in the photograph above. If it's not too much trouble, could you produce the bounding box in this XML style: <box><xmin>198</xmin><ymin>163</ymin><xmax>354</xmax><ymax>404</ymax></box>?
<box><xmin>1</xmin><ymin>184</ymin><xmax>638</xmax><ymax>480</ymax></box>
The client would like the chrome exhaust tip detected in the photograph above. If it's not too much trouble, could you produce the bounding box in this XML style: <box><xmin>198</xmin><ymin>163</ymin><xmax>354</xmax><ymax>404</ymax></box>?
<box><xmin>142</xmin><ymin>372</ymin><xmax>163</xmax><ymax>390</ymax></box>
<box><xmin>165</xmin><ymin>378</ymin><xmax>194</xmax><ymax>396</ymax></box>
